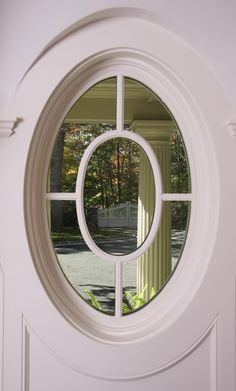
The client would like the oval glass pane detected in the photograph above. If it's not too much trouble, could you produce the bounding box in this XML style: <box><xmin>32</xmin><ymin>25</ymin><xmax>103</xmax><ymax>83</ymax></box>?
<box><xmin>83</xmin><ymin>137</ymin><xmax>155</xmax><ymax>256</ymax></box>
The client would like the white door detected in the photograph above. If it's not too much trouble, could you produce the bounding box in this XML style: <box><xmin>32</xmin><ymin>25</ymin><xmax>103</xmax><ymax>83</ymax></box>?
<box><xmin>1</xmin><ymin>13</ymin><xmax>236</xmax><ymax>391</ymax></box>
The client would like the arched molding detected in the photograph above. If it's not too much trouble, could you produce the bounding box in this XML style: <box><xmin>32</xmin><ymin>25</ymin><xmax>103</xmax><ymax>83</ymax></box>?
<box><xmin>24</xmin><ymin>46</ymin><xmax>220</xmax><ymax>344</ymax></box>
<box><xmin>19</xmin><ymin>7</ymin><xmax>163</xmax><ymax>85</ymax></box>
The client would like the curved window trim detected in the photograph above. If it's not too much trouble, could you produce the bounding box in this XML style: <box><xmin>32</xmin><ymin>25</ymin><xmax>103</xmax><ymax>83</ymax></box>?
<box><xmin>46</xmin><ymin>76</ymin><xmax>192</xmax><ymax>318</ymax></box>
<box><xmin>24</xmin><ymin>47</ymin><xmax>218</xmax><ymax>344</ymax></box>
<box><xmin>76</xmin><ymin>129</ymin><xmax>163</xmax><ymax>261</ymax></box>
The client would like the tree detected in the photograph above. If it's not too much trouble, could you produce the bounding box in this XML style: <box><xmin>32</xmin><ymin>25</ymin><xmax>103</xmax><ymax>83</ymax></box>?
<box><xmin>49</xmin><ymin>123</ymin><xmax>190</xmax><ymax>232</ymax></box>
<box><xmin>50</xmin><ymin>125</ymin><xmax>65</xmax><ymax>232</ymax></box>
<box><xmin>170</xmin><ymin>132</ymin><xmax>190</xmax><ymax>229</ymax></box>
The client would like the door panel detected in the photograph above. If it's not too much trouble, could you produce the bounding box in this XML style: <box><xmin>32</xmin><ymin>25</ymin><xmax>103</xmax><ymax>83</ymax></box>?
<box><xmin>28</xmin><ymin>329</ymin><xmax>213</xmax><ymax>391</ymax></box>
<box><xmin>24</xmin><ymin>317</ymin><xmax>217</xmax><ymax>390</ymax></box>
<box><xmin>1</xmin><ymin>14</ymin><xmax>235</xmax><ymax>391</ymax></box>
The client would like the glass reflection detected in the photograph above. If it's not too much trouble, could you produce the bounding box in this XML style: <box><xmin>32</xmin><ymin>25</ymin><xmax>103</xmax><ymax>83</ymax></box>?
<box><xmin>84</xmin><ymin>138</ymin><xmax>155</xmax><ymax>255</ymax></box>
<box><xmin>49</xmin><ymin>200</ymin><xmax>115</xmax><ymax>315</ymax></box>
<box><xmin>47</xmin><ymin>75</ymin><xmax>192</xmax><ymax>317</ymax></box>
<box><xmin>122</xmin><ymin>201</ymin><xmax>190</xmax><ymax>314</ymax></box>
<box><xmin>170</xmin><ymin>131</ymin><xmax>191</xmax><ymax>193</ymax></box>
<box><xmin>171</xmin><ymin>201</ymin><xmax>190</xmax><ymax>269</ymax></box>
<box><xmin>48</xmin><ymin>78</ymin><xmax>116</xmax><ymax>193</ymax></box>
<box><xmin>124</xmin><ymin>77</ymin><xmax>191</xmax><ymax>193</ymax></box>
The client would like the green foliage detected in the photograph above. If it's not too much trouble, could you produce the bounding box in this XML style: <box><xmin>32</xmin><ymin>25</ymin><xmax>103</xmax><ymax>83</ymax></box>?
<box><xmin>83</xmin><ymin>133</ymin><xmax>139</xmax><ymax>209</ymax></box>
<box><xmin>170</xmin><ymin>132</ymin><xmax>189</xmax><ymax>193</ymax></box>
<box><xmin>124</xmin><ymin>290</ymin><xmax>146</xmax><ymax>312</ymax></box>
<box><xmin>122</xmin><ymin>302</ymin><xmax>130</xmax><ymax>314</ymax></box>
<box><xmin>84</xmin><ymin>289</ymin><xmax>102</xmax><ymax>310</ymax></box>
<box><xmin>51</xmin><ymin>227</ymin><xmax>131</xmax><ymax>242</ymax></box>
<box><xmin>51</xmin><ymin>229</ymin><xmax>82</xmax><ymax>242</ymax></box>
<box><xmin>170</xmin><ymin>132</ymin><xmax>190</xmax><ymax>230</ymax></box>
<box><xmin>85</xmin><ymin>284</ymin><xmax>156</xmax><ymax>314</ymax></box>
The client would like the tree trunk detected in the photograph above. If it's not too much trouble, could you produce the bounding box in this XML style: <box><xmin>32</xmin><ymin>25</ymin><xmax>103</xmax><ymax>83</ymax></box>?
<box><xmin>50</xmin><ymin>129</ymin><xmax>65</xmax><ymax>232</ymax></box>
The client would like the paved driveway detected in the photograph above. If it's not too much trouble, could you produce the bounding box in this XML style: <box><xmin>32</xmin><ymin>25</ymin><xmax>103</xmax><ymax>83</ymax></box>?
<box><xmin>54</xmin><ymin>230</ymin><xmax>185</xmax><ymax>314</ymax></box>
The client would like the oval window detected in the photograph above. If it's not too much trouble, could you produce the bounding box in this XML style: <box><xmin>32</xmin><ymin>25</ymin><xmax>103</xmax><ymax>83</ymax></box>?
<box><xmin>83</xmin><ymin>137</ymin><xmax>155</xmax><ymax>256</ymax></box>
<box><xmin>47</xmin><ymin>76</ymin><xmax>191</xmax><ymax>316</ymax></box>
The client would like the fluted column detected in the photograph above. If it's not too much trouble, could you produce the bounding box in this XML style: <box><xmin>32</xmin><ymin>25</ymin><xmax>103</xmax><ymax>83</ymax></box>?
<box><xmin>131</xmin><ymin>120</ymin><xmax>176</xmax><ymax>300</ymax></box>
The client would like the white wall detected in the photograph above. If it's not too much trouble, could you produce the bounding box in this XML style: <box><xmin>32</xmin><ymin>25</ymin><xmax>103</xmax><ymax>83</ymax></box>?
<box><xmin>0</xmin><ymin>0</ymin><xmax>236</xmax><ymax>114</ymax></box>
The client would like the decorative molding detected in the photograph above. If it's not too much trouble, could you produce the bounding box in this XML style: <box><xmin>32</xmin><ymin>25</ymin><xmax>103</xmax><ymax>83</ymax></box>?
<box><xmin>0</xmin><ymin>265</ymin><xmax>4</xmax><ymax>391</ymax></box>
<box><xmin>210</xmin><ymin>316</ymin><xmax>218</xmax><ymax>391</ymax></box>
<box><xmin>22</xmin><ymin>316</ymin><xmax>218</xmax><ymax>382</ymax></box>
<box><xmin>226</xmin><ymin>120</ymin><xmax>236</xmax><ymax>138</ymax></box>
<box><xmin>131</xmin><ymin>120</ymin><xmax>177</xmax><ymax>141</ymax></box>
<box><xmin>0</xmin><ymin>116</ymin><xmax>21</xmax><ymax>138</ymax></box>
<box><xmin>20</xmin><ymin>7</ymin><xmax>161</xmax><ymax>82</ymax></box>
<box><xmin>22</xmin><ymin>319</ymin><xmax>30</xmax><ymax>391</ymax></box>
<box><xmin>25</xmin><ymin>48</ymin><xmax>219</xmax><ymax>345</ymax></box>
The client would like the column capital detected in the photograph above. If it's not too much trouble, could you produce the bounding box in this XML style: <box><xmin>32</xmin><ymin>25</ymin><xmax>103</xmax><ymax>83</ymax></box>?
<box><xmin>130</xmin><ymin>120</ymin><xmax>176</xmax><ymax>142</ymax></box>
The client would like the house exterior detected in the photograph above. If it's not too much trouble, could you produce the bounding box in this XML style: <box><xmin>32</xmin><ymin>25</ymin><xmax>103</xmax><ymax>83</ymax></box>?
<box><xmin>0</xmin><ymin>1</ymin><xmax>236</xmax><ymax>390</ymax></box>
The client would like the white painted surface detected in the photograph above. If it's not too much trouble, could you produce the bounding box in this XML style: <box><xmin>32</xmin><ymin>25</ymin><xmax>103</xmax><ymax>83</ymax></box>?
<box><xmin>1</xmin><ymin>1</ymin><xmax>236</xmax><ymax>112</ymax></box>
<box><xmin>0</xmin><ymin>2</ymin><xmax>236</xmax><ymax>391</ymax></box>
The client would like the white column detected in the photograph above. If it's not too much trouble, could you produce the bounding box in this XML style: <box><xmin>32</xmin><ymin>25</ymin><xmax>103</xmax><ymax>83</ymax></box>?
<box><xmin>131</xmin><ymin>121</ymin><xmax>176</xmax><ymax>300</ymax></box>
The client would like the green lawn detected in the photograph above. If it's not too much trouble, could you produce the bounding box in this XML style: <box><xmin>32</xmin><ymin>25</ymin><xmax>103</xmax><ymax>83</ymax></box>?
<box><xmin>51</xmin><ymin>227</ymin><xmax>136</xmax><ymax>243</ymax></box>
